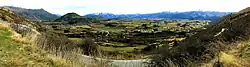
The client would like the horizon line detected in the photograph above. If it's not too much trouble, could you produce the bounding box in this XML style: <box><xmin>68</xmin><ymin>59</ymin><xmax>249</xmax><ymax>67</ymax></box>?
<box><xmin>3</xmin><ymin>6</ymin><xmax>235</xmax><ymax>16</ymax></box>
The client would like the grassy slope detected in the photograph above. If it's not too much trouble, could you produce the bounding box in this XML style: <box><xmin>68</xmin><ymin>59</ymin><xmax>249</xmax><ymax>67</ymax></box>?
<box><xmin>150</xmin><ymin>8</ymin><xmax>250</xmax><ymax>67</ymax></box>
<box><xmin>0</xmin><ymin>23</ymin><xmax>70</xmax><ymax>67</ymax></box>
<box><xmin>0</xmin><ymin>7</ymin><xmax>86</xmax><ymax>67</ymax></box>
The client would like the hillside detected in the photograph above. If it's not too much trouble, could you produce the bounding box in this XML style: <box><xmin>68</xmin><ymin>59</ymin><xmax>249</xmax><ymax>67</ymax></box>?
<box><xmin>86</xmin><ymin>11</ymin><xmax>232</xmax><ymax>21</ymax></box>
<box><xmin>0</xmin><ymin>7</ymin><xmax>85</xmax><ymax>67</ymax></box>
<box><xmin>55</xmin><ymin>13</ymin><xmax>103</xmax><ymax>24</ymax></box>
<box><xmin>6</xmin><ymin>6</ymin><xmax>59</xmax><ymax>21</ymax></box>
<box><xmin>55</xmin><ymin>13</ymin><xmax>82</xmax><ymax>21</ymax></box>
<box><xmin>150</xmin><ymin>7</ymin><xmax>250</xmax><ymax>67</ymax></box>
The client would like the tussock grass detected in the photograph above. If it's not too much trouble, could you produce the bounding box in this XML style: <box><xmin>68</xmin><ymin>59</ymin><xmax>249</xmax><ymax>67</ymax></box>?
<box><xmin>33</xmin><ymin>31</ymin><xmax>86</xmax><ymax>67</ymax></box>
<box><xmin>0</xmin><ymin>22</ymin><xmax>52</xmax><ymax>67</ymax></box>
<box><xmin>0</xmin><ymin>21</ymin><xmax>16</xmax><ymax>34</ymax></box>
<box><xmin>218</xmin><ymin>52</ymin><xmax>241</xmax><ymax>66</ymax></box>
<box><xmin>0</xmin><ymin>22</ymin><xmax>86</xmax><ymax>67</ymax></box>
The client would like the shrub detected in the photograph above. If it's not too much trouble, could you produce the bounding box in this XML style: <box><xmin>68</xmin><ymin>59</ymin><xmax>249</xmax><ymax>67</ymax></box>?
<box><xmin>36</xmin><ymin>31</ymin><xmax>77</xmax><ymax>56</ymax></box>
<box><xmin>77</xmin><ymin>38</ymin><xmax>100</xmax><ymax>56</ymax></box>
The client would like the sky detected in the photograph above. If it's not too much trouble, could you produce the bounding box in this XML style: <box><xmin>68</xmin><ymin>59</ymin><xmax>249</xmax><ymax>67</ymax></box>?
<box><xmin>0</xmin><ymin>0</ymin><xmax>249</xmax><ymax>15</ymax></box>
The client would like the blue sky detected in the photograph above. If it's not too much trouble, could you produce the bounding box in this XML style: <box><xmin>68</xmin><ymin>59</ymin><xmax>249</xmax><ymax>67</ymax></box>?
<box><xmin>0</xmin><ymin>0</ymin><xmax>249</xmax><ymax>15</ymax></box>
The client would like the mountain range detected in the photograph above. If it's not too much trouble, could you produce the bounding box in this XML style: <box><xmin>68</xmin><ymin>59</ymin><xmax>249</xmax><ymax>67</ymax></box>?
<box><xmin>5</xmin><ymin>6</ymin><xmax>59</xmax><ymax>21</ymax></box>
<box><xmin>86</xmin><ymin>11</ymin><xmax>232</xmax><ymax>21</ymax></box>
<box><xmin>3</xmin><ymin>6</ymin><xmax>233</xmax><ymax>21</ymax></box>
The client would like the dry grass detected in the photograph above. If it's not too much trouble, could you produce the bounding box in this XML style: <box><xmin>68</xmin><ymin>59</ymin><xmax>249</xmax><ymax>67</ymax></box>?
<box><xmin>0</xmin><ymin>21</ymin><xmax>14</xmax><ymax>33</ymax></box>
<box><xmin>0</xmin><ymin>21</ymin><xmax>30</xmax><ymax>44</ymax></box>
<box><xmin>218</xmin><ymin>52</ymin><xmax>241</xmax><ymax>66</ymax></box>
<box><xmin>32</xmin><ymin>31</ymin><xmax>86</xmax><ymax>67</ymax></box>
<box><xmin>0</xmin><ymin>22</ymin><xmax>52</xmax><ymax>66</ymax></box>
<box><xmin>202</xmin><ymin>52</ymin><xmax>249</xmax><ymax>67</ymax></box>
<box><xmin>0</xmin><ymin>22</ymin><xmax>87</xmax><ymax>67</ymax></box>
<box><xmin>195</xmin><ymin>41</ymin><xmax>250</xmax><ymax>67</ymax></box>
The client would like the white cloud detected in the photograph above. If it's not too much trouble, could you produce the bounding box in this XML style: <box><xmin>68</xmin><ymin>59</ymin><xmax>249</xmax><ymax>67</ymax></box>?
<box><xmin>0</xmin><ymin>0</ymin><xmax>249</xmax><ymax>15</ymax></box>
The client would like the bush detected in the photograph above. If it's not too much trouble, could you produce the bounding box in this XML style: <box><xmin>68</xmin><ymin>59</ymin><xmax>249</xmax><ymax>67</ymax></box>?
<box><xmin>77</xmin><ymin>38</ymin><xmax>100</xmax><ymax>56</ymax></box>
<box><xmin>37</xmin><ymin>31</ymin><xmax>77</xmax><ymax>56</ymax></box>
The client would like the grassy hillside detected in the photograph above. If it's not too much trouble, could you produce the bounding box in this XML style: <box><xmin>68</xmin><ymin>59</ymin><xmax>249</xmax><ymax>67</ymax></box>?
<box><xmin>0</xmin><ymin>22</ymin><xmax>71</xmax><ymax>67</ymax></box>
<box><xmin>150</xmin><ymin>7</ymin><xmax>250</xmax><ymax>67</ymax></box>
<box><xmin>0</xmin><ymin>7</ymin><xmax>88</xmax><ymax>67</ymax></box>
